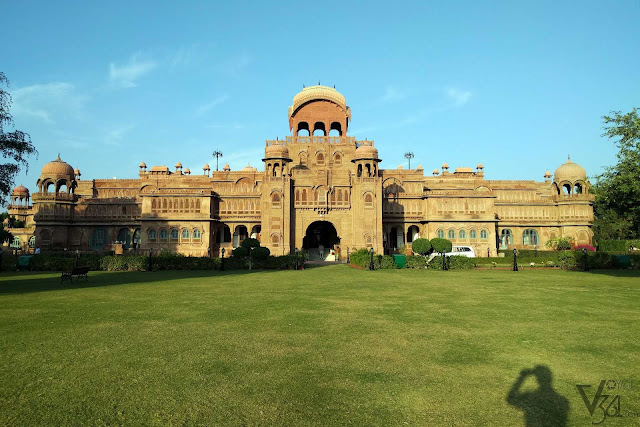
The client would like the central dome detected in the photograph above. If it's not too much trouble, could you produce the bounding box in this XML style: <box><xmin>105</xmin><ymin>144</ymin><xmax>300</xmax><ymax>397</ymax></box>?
<box><xmin>288</xmin><ymin>85</ymin><xmax>347</xmax><ymax>119</ymax></box>
<box><xmin>264</xmin><ymin>143</ymin><xmax>290</xmax><ymax>160</ymax></box>
<box><xmin>40</xmin><ymin>155</ymin><xmax>74</xmax><ymax>176</ymax></box>
<box><xmin>354</xmin><ymin>144</ymin><xmax>379</xmax><ymax>160</ymax></box>
<box><xmin>554</xmin><ymin>157</ymin><xmax>586</xmax><ymax>182</ymax></box>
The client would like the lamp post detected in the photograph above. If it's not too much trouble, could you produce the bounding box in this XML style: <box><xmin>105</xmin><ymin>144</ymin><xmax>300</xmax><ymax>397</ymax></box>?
<box><xmin>583</xmin><ymin>247</ymin><xmax>589</xmax><ymax>272</ymax></box>
<box><xmin>212</xmin><ymin>150</ymin><xmax>223</xmax><ymax>172</ymax></box>
<box><xmin>346</xmin><ymin>247</ymin><xmax>350</xmax><ymax>264</ymax></box>
<box><xmin>294</xmin><ymin>247</ymin><xmax>299</xmax><ymax>270</ymax></box>
<box><xmin>369</xmin><ymin>247</ymin><xmax>375</xmax><ymax>270</ymax></box>
<box><xmin>404</xmin><ymin>151</ymin><xmax>414</xmax><ymax>169</ymax></box>
<box><xmin>75</xmin><ymin>249</ymin><xmax>80</xmax><ymax>268</ymax></box>
<box><xmin>147</xmin><ymin>248</ymin><xmax>153</xmax><ymax>272</ymax></box>
<box><xmin>442</xmin><ymin>252</ymin><xmax>447</xmax><ymax>271</ymax></box>
<box><xmin>248</xmin><ymin>246</ymin><xmax>253</xmax><ymax>270</ymax></box>
<box><xmin>535</xmin><ymin>245</ymin><xmax>538</xmax><ymax>258</ymax></box>
<box><xmin>513</xmin><ymin>248</ymin><xmax>518</xmax><ymax>271</ymax></box>
<box><xmin>220</xmin><ymin>247</ymin><xmax>225</xmax><ymax>271</ymax></box>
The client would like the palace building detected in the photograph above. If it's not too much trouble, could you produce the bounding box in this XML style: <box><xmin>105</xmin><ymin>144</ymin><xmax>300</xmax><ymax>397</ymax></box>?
<box><xmin>5</xmin><ymin>85</ymin><xmax>594</xmax><ymax>258</ymax></box>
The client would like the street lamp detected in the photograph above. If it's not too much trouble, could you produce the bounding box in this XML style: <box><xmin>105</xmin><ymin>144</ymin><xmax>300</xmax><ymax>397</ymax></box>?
<box><xmin>346</xmin><ymin>247</ymin><xmax>350</xmax><ymax>264</ymax></box>
<box><xmin>220</xmin><ymin>247</ymin><xmax>225</xmax><ymax>271</ymax></box>
<box><xmin>212</xmin><ymin>150</ymin><xmax>223</xmax><ymax>172</ymax></box>
<box><xmin>294</xmin><ymin>247</ymin><xmax>299</xmax><ymax>270</ymax></box>
<box><xmin>404</xmin><ymin>152</ymin><xmax>414</xmax><ymax>169</ymax></box>
<box><xmin>583</xmin><ymin>247</ymin><xmax>589</xmax><ymax>271</ymax></box>
<box><xmin>369</xmin><ymin>247</ymin><xmax>375</xmax><ymax>270</ymax></box>
<box><xmin>147</xmin><ymin>248</ymin><xmax>153</xmax><ymax>272</ymax></box>
<box><xmin>513</xmin><ymin>248</ymin><xmax>518</xmax><ymax>271</ymax></box>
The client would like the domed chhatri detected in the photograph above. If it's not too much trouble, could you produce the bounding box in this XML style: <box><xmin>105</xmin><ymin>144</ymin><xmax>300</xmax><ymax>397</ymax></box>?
<box><xmin>554</xmin><ymin>156</ymin><xmax>586</xmax><ymax>182</ymax></box>
<box><xmin>289</xmin><ymin>85</ymin><xmax>348</xmax><ymax>119</ymax></box>
<box><xmin>40</xmin><ymin>155</ymin><xmax>74</xmax><ymax>177</ymax></box>
<box><xmin>263</xmin><ymin>143</ymin><xmax>290</xmax><ymax>160</ymax></box>
<box><xmin>354</xmin><ymin>143</ymin><xmax>379</xmax><ymax>160</ymax></box>
<box><xmin>12</xmin><ymin>185</ymin><xmax>29</xmax><ymax>197</ymax></box>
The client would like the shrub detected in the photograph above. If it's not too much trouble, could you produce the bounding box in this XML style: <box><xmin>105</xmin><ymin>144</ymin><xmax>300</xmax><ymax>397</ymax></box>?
<box><xmin>430</xmin><ymin>238</ymin><xmax>452</xmax><ymax>253</ymax></box>
<box><xmin>411</xmin><ymin>238</ymin><xmax>431</xmax><ymax>255</ymax></box>
<box><xmin>232</xmin><ymin>247</ymin><xmax>248</xmax><ymax>258</ymax></box>
<box><xmin>405</xmin><ymin>255</ymin><xmax>428</xmax><ymax>269</ymax></box>
<box><xmin>546</xmin><ymin>237</ymin><xmax>573</xmax><ymax>251</ymax></box>
<box><xmin>574</xmin><ymin>244</ymin><xmax>595</xmax><ymax>251</ymax></box>
<box><xmin>374</xmin><ymin>255</ymin><xmax>396</xmax><ymax>269</ymax></box>
<box><xmin>241</xmin><ymin>238</ymin><xmax>260</xmax><ymax>249</ymax></box>
<box><xmin>429</xmin><ymin>255</ymin><xmax>475</xmax><ymax>270</ymax></box>
<box><xmin>556</xmin><ymin>252</ymin><xmax>579</xmax><ymax>270</ymax></box>
<box><xmin>252</xmin><ymin>246</ymin><xmax>270</xmax><ymax>260</ymax></box>
<box><xmin>100</xmin><ymin>255</ymin><xmax>147</xmax><ymax>271</ymax></box>
<box><xmin>349</xmin><ymin>249</ymin><xmax>371</xmax><ymax>268</ymax></box>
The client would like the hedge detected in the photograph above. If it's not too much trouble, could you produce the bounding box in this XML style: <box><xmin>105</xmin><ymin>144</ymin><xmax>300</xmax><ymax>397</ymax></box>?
<box><xmin>429</xmin><ymin>255</ymin><xmax>476</xmax><ymax>270</ymax></box>
<box><xmin>598</xmin><ymin>240</ymin><xmax>640</xmax><ymax>252</ymax></box>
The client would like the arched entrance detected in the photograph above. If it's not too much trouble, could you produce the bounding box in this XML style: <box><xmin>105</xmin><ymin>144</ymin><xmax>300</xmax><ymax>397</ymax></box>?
<box><xmin>303</xmin><ymin>221</ymin><xmax>339</xmax><ymax>251</ymax></box>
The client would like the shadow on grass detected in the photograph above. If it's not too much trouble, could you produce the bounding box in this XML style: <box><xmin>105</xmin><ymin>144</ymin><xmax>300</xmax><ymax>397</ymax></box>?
<box><xmin>507</xmin><ymin>365</ymin><xmax>569</xmax><ymax>427</ymax></box>
<box><xmin>0</xmin><ymin>268</ymin><xmax>290</xmax><ymax>296</ymax></box>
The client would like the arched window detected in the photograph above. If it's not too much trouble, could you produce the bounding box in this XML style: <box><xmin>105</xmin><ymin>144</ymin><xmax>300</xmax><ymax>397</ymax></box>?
<box><xmin>272</xmin><ymin>192</ymin><xmax>281</xmax><ymax>208</ymax></box>
<box><xmin>90</xmin><ymin>228</ymin><xmax>107</xmax><ymax>250</ymax></box>
<box><xmin>437</xmin><ymin>229</ymin><xmax>445</xmax><ymax>239</ymax></box>
<box><xmin>562</xmin><ymin>183</ymin><xmax>571</xmax><ymax>195</ymax></box>
<box><xmin>574</xmin><ymin>182</ymin><xmax>583</xmax><ymax>194</ymax></box>
<box><xmin>364</xmin><ymin>193</ymin><xmax>373</xmax><ymax>208</ymax></box>
<box><xmin>329</xmin><ymin>122</ymin><xmax>342</xmax><ymax>136</ymax></box>
<box><xmin>334</xmin><ymin>153</ymin><xmax>342</xmax><ymax>165</ymax></box>
<box><xmin>459</xmin><ymin>230</ymin><xmax>467</xmax><ymax>239</ymax></box>
<box><xmin>297</xmin><ymin>121</ymin><xmax>310</xmax><ymax>137</ymax></box>
<box><xmin>316</xmin><ymin>153</ymin><xmax>324</xmax><ymax>166</ymax></box>
<box><xmin>10</xmin><ymin>236</ymin><xmax>21</xmax><ymax>248</ymax></box>
<box><xmin>159</xmin><ymin>229</ymin><xmax>168</xmax><ymax>240</ymax></box>
<box><xmin>500</xmin><ymin>229</ymin><xmax>512</xmax><ymax>248</ymax></box>
<box><xmin>448</xmin><ymin>230</ymin><xmax>455</xmax><ymax>239</ymax></box>
<box><xmin>181</xmin><ymin>229</ymin><xmax>190</xmax><ymax>240</ymax></box>
<box><xmin>480</xmin><ymin>229</ymin><xmax>488</xmax><ymax>240</ymax></box>
<box><xmin>522</xmin><ymin>229</ymin><xmax>539</xmax><ymax>245</ymax></box>
<box><xmin>357</xmin><ymin>164</ymin><xmax>363</xmax><ymax>177</ymax></box>
<box><xmin>271</xmin><ymin>234</ymin><xmax>280</xmax><ymax>247</ymax></box>
<box><xmin>218</xmin><ymin>225</ymin><xmax>231</xmax><ymax>243</ymax></box>
<box><xmin>302</xmin><ymin>189</ymin><xmax>307</xmax><ymax>202</ymax></box>
<box><xmin>170</xmin><ymin>229</ymin><xmax>179</xmax><ymax>241</ymax></box>
<box><xmin>313</xmin><ymin>122</ymin><xmax>326</xmax><ymax>136</ymax></box>
<box><xmin>407</xmin><ymin>225</ymin><xmax>419</xmax><ymax>243</ymax></box>
<box><xmin>29</xmin><ymin>236</ymin><xmax>36</xmax><ymax>248</ymax></box>
<box><xmin>273</xmin><ymin>162</ymin><xmax>279</xmax><ymax>177</ymax></box>
<box><xmin>469</xmin><ymin>230</ymin><xmax>477</xmax><ymax>240</ymax></box>
<box><xmin>193</xmin><ymin>229</ymin><xmax>202</xmax><ymax>240</ymax></box>
<box><xmin>148</xmin><ymin>229</ymin><xmax>157</xmax><ymax>241</ymax></box>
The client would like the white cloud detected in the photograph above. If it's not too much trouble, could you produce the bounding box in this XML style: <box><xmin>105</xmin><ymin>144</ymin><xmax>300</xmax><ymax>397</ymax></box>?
<box><xmin>109</xmin><ymin>53</ymin><xmax>157</xmax><ymax>88</ymax></box>
<box><xmin>378</xmin><ymin>86</ymin><xmax>407</xmax><ymax>104</ymax></box>
<box><xmin>11</xmin><ymin>82</ymin><xmax>88</xmax><ymax>123</ymax></box>
<box><xmin>196</xmin><ymin>95</ymin><xmax>230</xmax><ymax>117</ymax></box>
<box><xmin>446</xmin><ymin>87</ymin><xmax>472</xmax><ymax>107</ymax></box>
<box><xmin>170</xmin><ymin>45</ymin><xmax>203</xmax><ymax>68</ymax></box>
<box><xmin>104</xmin><ymin>124</ymin><xmax>134</xmax><ymax>146</ymax></box>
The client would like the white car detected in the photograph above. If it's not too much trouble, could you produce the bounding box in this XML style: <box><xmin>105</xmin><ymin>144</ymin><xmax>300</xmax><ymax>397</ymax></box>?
<box><xmin>444</xmin><ymin>246</ymin><xmax>476</xmax><ymax>258</ymax></box>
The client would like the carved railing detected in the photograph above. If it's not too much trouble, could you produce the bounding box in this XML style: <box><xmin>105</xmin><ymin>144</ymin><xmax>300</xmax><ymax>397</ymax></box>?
<box><xmin>32</xmin><ymin>192</ymin><xmax>76</xmax><ymax>202</ymax></box>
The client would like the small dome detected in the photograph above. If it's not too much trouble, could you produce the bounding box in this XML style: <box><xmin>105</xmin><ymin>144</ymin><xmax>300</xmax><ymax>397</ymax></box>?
<box><xmin>442</xmin><ymin>163</ymin><xmax>449</xmax><ymax>169</ymax></box>
<box><xmin>554</xmin><ymin>157</ymin><xmax>586</xmax><ymax>182</ymax></box>
<box><xmin>544</xmin><ymin>170</ymin><xmax>552</xmax><ymax>178</ymax></box>
<box><xmin>433</xmin><ymin>169</ymin><xmax>439</xmax><ymax>175</ymax></box>
<box><xmin>223</xmin><ymin>163</ymin><xmax>231</xmax><ymax>171</ymax></box>
<box><xmin>74</xmin><ymin>168</ymin><xmax>81</xmax><ymax>176</ymax></box>
<box><xmin>417</xmin><ymin>164</ymin><xmax>423</xmax><ymax>170</ymax></box>
<box><xmin>397</xmin><ymin>165</ymin><xmax>403</xmax><ymax>170</ymax></box>
<box><xmin>354</xmin><ymin>144</ymin><xmax>379</xmax><ymax>160</ymax></box>
<box><xmin>477</xmin><ymin>163</ymin><xmax>484</xmax><ymax>169</ymax></box>
<box><xmin>41</xmin><ymin>155</ymin><xmax>74</xmax><ymax>176</ymax></box>
<box><xmin>175</xmin><ymin>162</ymin><xmax>182</xmax><ymax>169</ymax></box>
<box><xmin>203</xmin><ymin>163</ymin><xmax>210</xmax><ymax>170</ymax></box>
<box><xmin>139</xmin><ymin>162</ymin><xmax>147</xmax><ymax>168</ymax></box>
<box><xmin>184</xmin><ymin>168</ymin><xmax>190</xmax><ymax>174</ymax></box>
<box><xmin>242</xmin><ymin>163</ymin><xmax>257</xmax><ymax>172</ymax></box>
<box><xmin>12</xmin><ymin>185</ymin><xmax>29</xmax><ymax>197</ymax></box>
<box><xmin>264</xmin><ymin>144</ymin><xmax>290</xmax><ymax>159</ymax></box>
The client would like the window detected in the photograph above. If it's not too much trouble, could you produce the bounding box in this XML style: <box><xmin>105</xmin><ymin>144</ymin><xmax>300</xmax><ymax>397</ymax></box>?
<box><xmin>148</xmin><ymin>229</ymin><xmax>157</xmax><ymax>240</ymax></box>
<box><xmin>170</xmin><ymin>229</ymin><xmax>179</xmax><ymax>240</ymax></box>
<box><xmin>522</xmin><ymin>229</ymin><xmax>539</xmax><ymax>245</ymax></box>
<box><xmin>334</xmin><ymin>153</ymin><xmax>342</xmax><ymax>165</ymax></box>
<box><xmin>10</xmin><ymin>236</ymin><xmax>20</xmax><ymax>248</ymax></box>
<box><xmin>448</xmin><ymin>230</ymin><xmax>455</xmax><ymax>239</ymax></box>
<box><xmin>364</xmin><ymin>193</ymin><xmax>373</xmax><ymax>208</ymax></box>
<box><xmin>29</xmin><ymin>236</ymin><xmax>36</xmax><ymax>248</ymax></box>
<box><xmin>480</xmin><ymin>229</ymin><xmax>488</xmax><ymax>240</ymax></box>
<box><xmin>271</xmin><ymin>234</ymin><xmax>280</xmax><ymax>247</ymax></box>
<box><xmin>459</xmin><ymin>230</ymin><xmax>466</xmax><ymax>239</ymax></box>
<box><xmin>159</xmin><ymin>229</ymin><xmax>168</xmax><ymax>240</ymax></box>
<box><xmin>90</xmin><ymin>228</ymin><xmax>107</xmax><ymax>250</ymax></box>
<box><xmin>272</xmin><ymin>192</ymin><xmax>281</xmax><ymax>208</ymax></box>
<box><xmin>316</xmin><ymin>153</ymin><xmax>325</xmax><ymax>166</ymax></box>
<box><xmin>193</xmin><ymin>229</ymin><xmax>202</xmax><ymax>239</ymax></box>
<box><xmin>470</xmin><ymin>230</ymin><xmax>477</xmax><ymax>240</ymax></box>
<box><xmin>437</xmin><ymin>229</ymin><xmax>445</xmax><ymax>239</ymax></box>
<box><xmin>181</xmin><ymin>229</ymin><xmax>190</xmax><ymax>240</ymax></box>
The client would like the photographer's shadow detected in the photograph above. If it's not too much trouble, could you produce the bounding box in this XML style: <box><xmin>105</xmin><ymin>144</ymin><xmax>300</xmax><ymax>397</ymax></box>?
<box><xmin>507</xmin><ymin>365</ymin><xmax>569</xmax><ymax>427</ymax></box>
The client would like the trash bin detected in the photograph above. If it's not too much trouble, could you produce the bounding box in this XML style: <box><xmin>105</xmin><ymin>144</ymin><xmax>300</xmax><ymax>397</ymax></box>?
<box><xmin>392</xmin><ymin>254</ymin><xmax>406</xmax><ymax>269</ymax></box>
<box><xmin>17</xmin><ymin>255</ymin><xmax>33</xmax><ymax>270</ymax></box>
<box><xmin>612</xmin><ymin>255</ymin><xmax>631</xmax><ymax>268</ymax></box>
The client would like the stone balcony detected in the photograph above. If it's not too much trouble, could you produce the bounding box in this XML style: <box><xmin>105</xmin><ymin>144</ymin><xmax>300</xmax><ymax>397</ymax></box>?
<box><xmin>266</xmin><ymin>135</ymin><xmax>357</xmax><ymax>146</ymax></box>
<box><xmin>31</xmin><ymin>192</ymin><xmax>76</xmax><ymax>202</ymax></box>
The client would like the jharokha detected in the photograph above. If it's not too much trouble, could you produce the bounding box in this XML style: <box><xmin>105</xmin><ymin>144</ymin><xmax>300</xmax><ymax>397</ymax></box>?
<box><xmin>5</xmin><ymin>85</ymin><xmax>594</xmax><ymax>258</ymax></box>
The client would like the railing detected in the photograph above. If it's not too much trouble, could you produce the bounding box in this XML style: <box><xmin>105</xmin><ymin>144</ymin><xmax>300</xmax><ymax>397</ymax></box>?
<box><xmin>266</xmin><ymin>136</ymin><xmax>357</xmax><ymax>146</ymax></box>
<box><xmin>31</xmin><ymin>192</ymin><xmax>76</xmax><ymax>202</ymax></box>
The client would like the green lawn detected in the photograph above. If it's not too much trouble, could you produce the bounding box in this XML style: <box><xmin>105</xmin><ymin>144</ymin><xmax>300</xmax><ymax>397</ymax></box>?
<box><xmin>1</xmin><ymin>266</ymin><xmax>639</xmax><ymax>426</ymax></box>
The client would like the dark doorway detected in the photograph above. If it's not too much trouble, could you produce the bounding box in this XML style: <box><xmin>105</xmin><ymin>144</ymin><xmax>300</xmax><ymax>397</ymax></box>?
<box><xmin>303</xmin><ymin>221</ymin><xmax>339</xmax><ymax>249</ymax></box>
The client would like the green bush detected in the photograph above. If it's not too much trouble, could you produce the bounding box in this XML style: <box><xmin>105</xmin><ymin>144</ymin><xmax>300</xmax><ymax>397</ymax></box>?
<box><xmin>411</xmin><ymin>238</ymin><xmax>431</xmax><ymax>255</ymax></box>
<box><xmin>405</xmin><ymin>255</ymin><xmax>428</xmax><ymax>269</ymax></box>
<box><xmin>374</xmin><ymin>255</ymin><xmax>396</xmax><ymax>269</ymax></box>
<box><xmin>598</xmin><ymin>240</ymin><xmax>639</xmax><ymax>252</ymax></box>
<box><xmin>100</xmin><ymin>255</ymin><xmax>147</xmax><ymax>271</ymax></box>
<box><xmin>430</xmin><ymin>238</ymin><xmax>452</xmax><ymax>253</ymax></box>
<box><xmin>232</xmin><ymin>247</ymin><xmax>248</xmax><ymax>258</ymax></box>
<box><xmin>545</xmin><ymin>237</ymin><xmax>573</xmax><ymax>251</ymax></box>
<box><xmin>241</xmin><ymin>238</ymin><xmax>260</xmax><ymax>249</ymax></box>
<box><xmin>252</xmin><ymin>246</ymin><xmax>270</xmax><ymax>260</ymax></box>
<box><xmin>28</xmin><ymin>254</ymin><xmax>75</xmax><ymax>272</ymax></box>
<box><xmin>429</xmin><ymin>255</ymin><xmax>475</xmax><ymax>270</ymax></box>
<box><xmin>349</xmin><ymin>249</ymin><xmax>371</xmax><ymax>268</ymax></box>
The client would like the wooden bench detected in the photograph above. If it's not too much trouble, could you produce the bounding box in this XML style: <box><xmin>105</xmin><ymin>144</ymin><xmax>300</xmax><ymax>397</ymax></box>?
<box><xmin>61</xmin><ymin>266</ymin><xmax>90</xmax><ymax>283</ymax></box>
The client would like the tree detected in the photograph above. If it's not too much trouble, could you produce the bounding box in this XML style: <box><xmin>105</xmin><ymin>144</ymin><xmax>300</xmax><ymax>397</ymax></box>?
<box><xmin>430</xmin><ymin>238</ymin><xmax>452</xmax><ymax>254</ymax></box>
<box><xmin>1</xmin><ymin>72</ymin><xmax>37</xmax><ymax>205</ymax></box>
<box><xmin>593</xmin><ymin>108</ymin><xmax>640</xmax><ymax>240</ymax></box>
<box><xmin>411</xmin><ymin>238</ymin><xmax>431</xmax><ymax>255</ymax></box>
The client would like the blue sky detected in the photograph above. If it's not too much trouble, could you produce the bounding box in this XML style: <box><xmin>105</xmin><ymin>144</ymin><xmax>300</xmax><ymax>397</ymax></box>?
<box><xmin>3</xmin><ymin>0</ymin><xmax>639</xmax><ymax>194</ymax></box>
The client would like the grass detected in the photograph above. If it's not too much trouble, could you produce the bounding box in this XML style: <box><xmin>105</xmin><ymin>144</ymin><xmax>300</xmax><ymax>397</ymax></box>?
<box><xmin>1</xmin><ymin>266</ymin><xmax>639</xmax><ymax>426</ymax></box>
